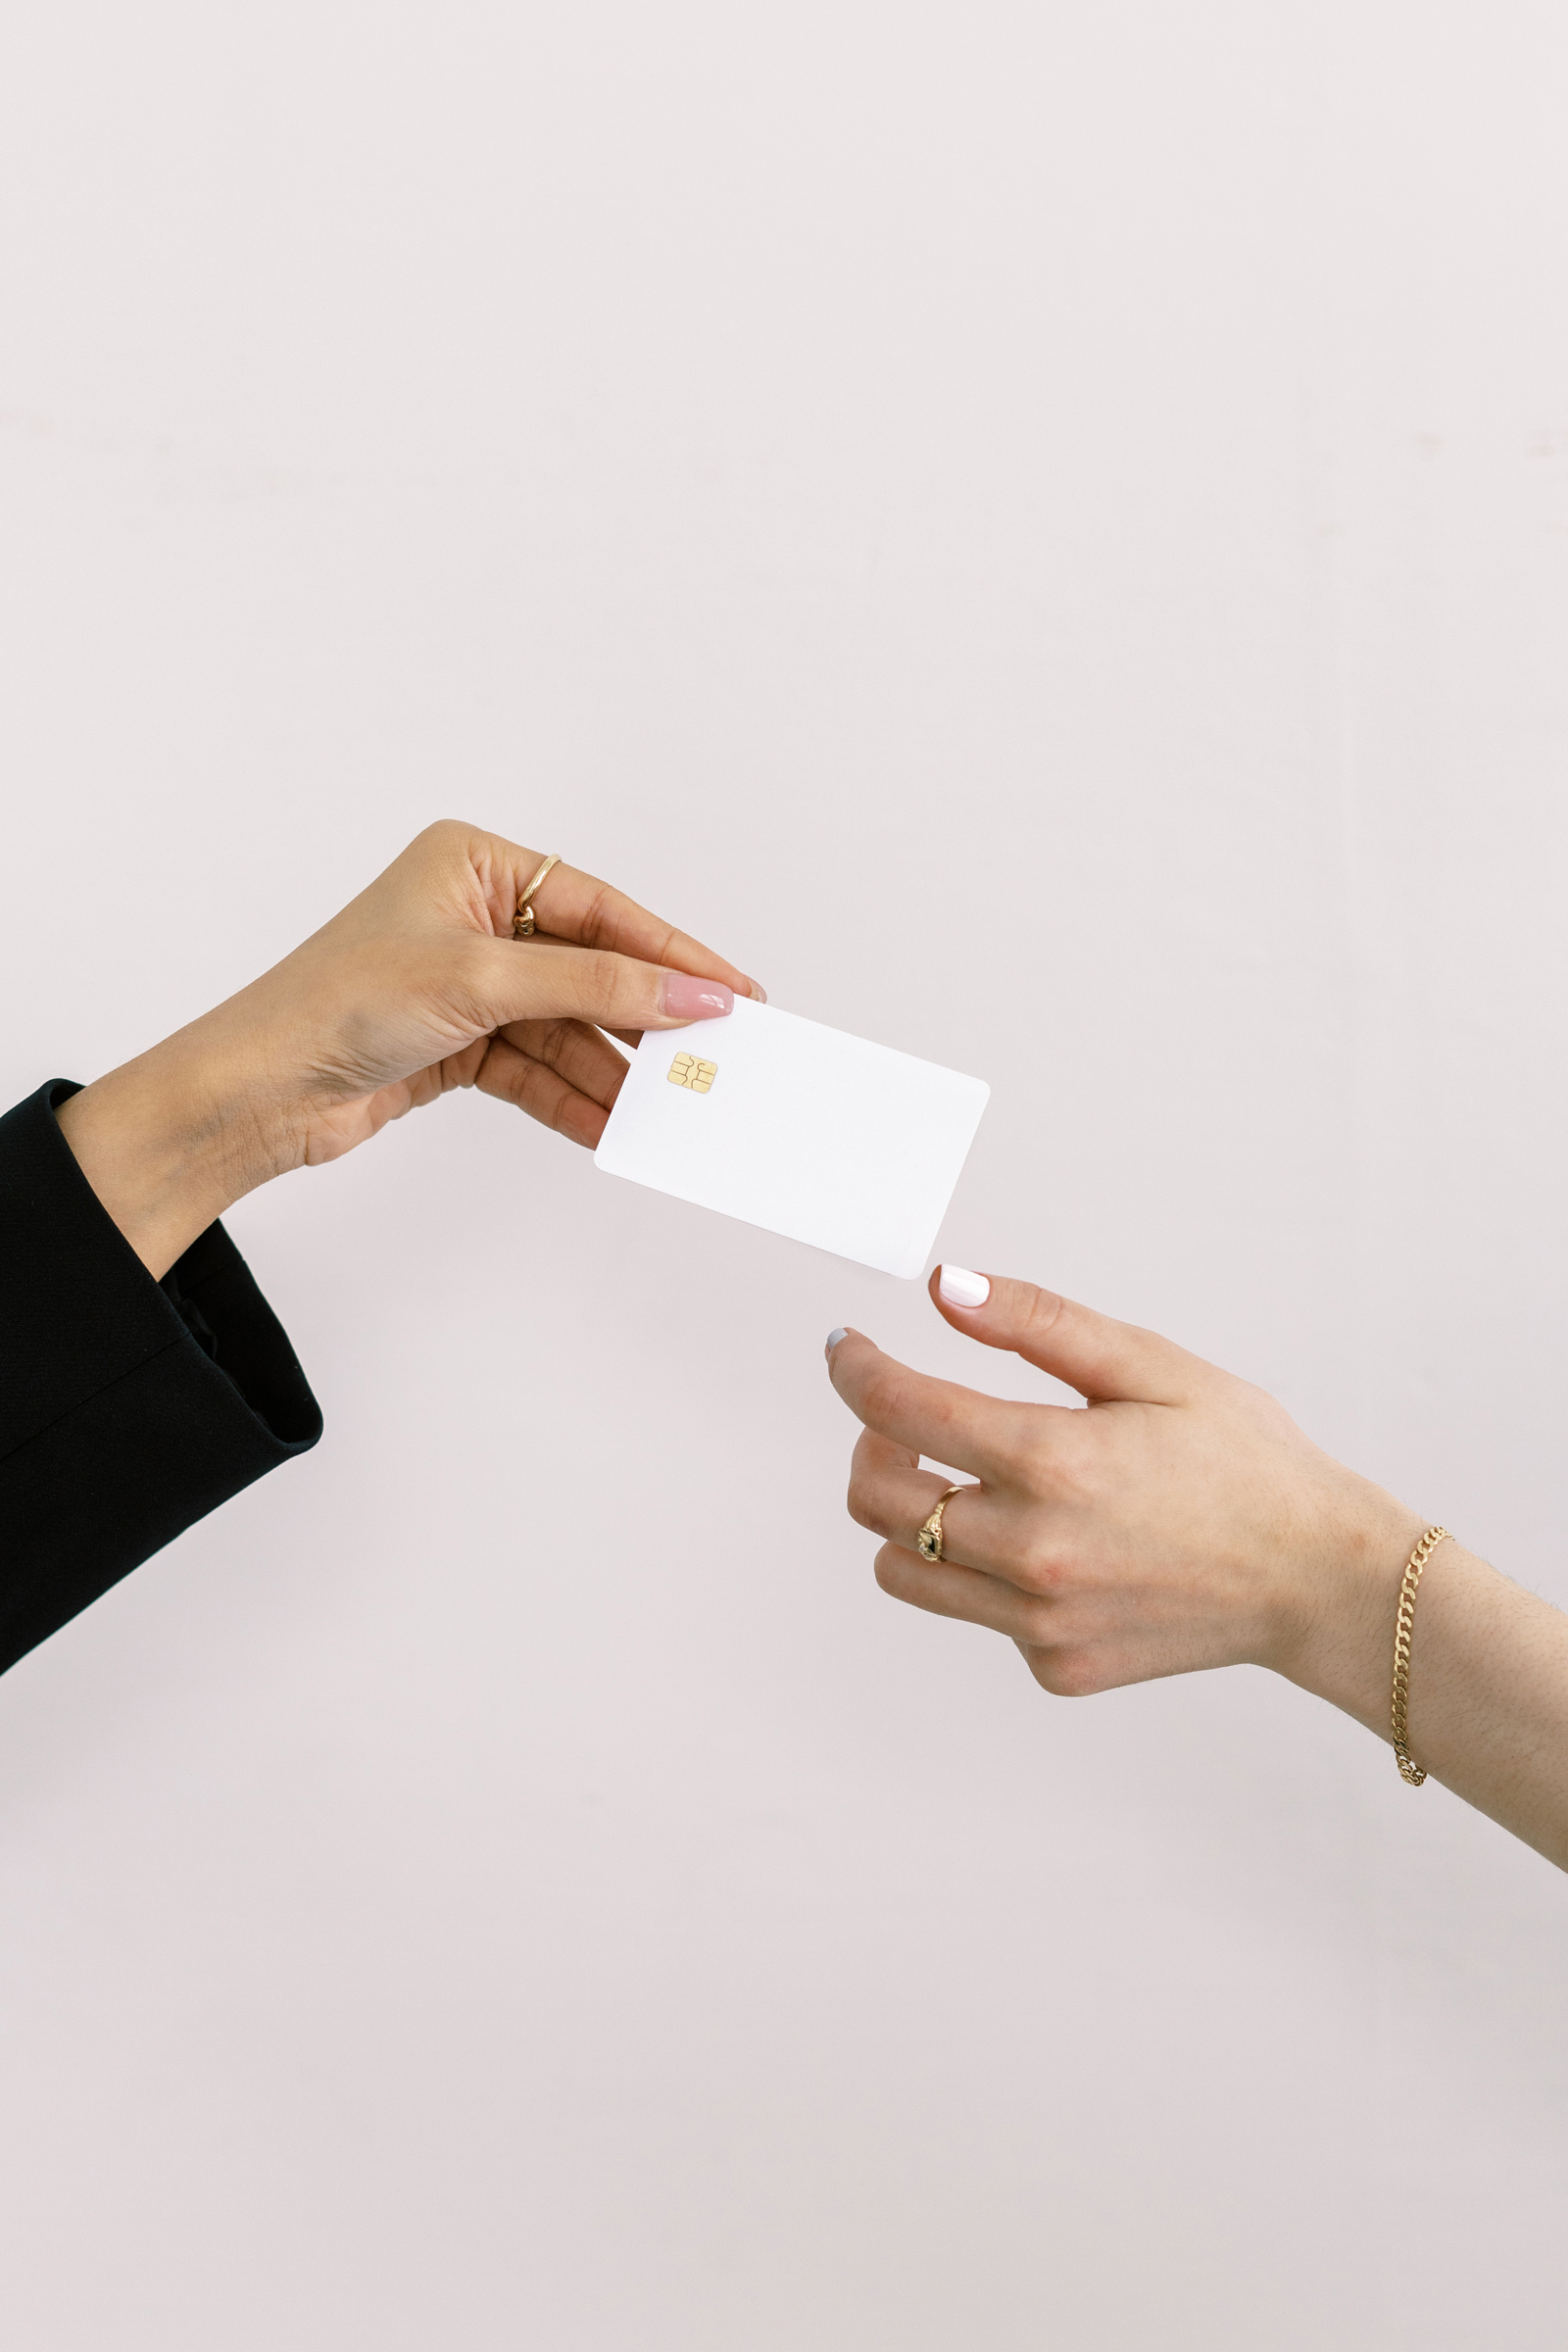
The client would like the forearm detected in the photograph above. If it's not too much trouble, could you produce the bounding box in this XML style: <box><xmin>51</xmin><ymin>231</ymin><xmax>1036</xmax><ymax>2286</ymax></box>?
<box><xmin>1283</xmin><ymin>1531</ymin><xmax>1568</xmax><ymax>1872</ymax></box>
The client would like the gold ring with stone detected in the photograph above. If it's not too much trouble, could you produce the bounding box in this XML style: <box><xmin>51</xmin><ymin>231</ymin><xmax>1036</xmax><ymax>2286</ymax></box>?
<box><xmin>514</xmin><ymin>853</ymin><xmax>562</xmax><ymax>939</ymax></box>
<box><xmin>915</xmin><ymin>1484</ymin><xmax>963</xmax><ymax>1563</ymax></box>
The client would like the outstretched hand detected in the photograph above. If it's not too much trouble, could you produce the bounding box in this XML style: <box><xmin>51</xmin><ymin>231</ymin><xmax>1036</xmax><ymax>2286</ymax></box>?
<box><xmin>827</xmin><ymin>1270</ymin><xmax>1422</xmax><ymax>1705</ymax></box>
<box><xmin>827</xmin><ymin>1269</ymin><xmax>1568</xmax><ymax>1871</ymax></box>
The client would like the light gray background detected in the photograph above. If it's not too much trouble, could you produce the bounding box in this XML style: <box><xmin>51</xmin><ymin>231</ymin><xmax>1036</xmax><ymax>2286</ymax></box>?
<box><xmin>2</xmin><ymin>5</ymin><xmax>1565</xmax><ymax>2346</ymax></box>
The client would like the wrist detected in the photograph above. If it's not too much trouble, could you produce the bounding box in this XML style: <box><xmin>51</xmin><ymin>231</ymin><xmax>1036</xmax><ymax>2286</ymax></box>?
<box><xmin>1264</xmin><ymin>1476</ymin><xmax>1431</xmax><ymax>1739</ymax></box>
<box><xmin>55</xmin><ymin>1008</ymin><xmax>292</xmax><ymax>1279</ymax></box>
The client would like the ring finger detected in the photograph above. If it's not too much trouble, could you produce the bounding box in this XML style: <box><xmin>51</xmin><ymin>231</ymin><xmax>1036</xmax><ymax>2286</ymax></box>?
<box><xmin>848</xmin><ymin>1428</ymin><xmax>1015</xmax><ymax>1575</ymax></box>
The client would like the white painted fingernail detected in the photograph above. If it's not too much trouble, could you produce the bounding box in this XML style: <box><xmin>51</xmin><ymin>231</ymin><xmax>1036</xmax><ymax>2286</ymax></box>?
<box><xmin>748</xmin><ymin>980</ymin><xmax>768</xmax><ymax>1004</ymax></box>
<box><xmin>825</xmin><ymin>1327</ymin><xmax>849</xmax><ymax>1358</ymax></box>
<box><xmin>938</xmin><ymin>1265</ymin><xmax>990</xmax><ymax>1309</ymax></box>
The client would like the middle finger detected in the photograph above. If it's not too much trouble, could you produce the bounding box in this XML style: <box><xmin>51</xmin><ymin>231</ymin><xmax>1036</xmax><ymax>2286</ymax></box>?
<box><xmin>494</xmin><ymin>1016</ymin><xmax>632</xmax><ymax>1108</ymax></box>
<box><xmin>828</xmin><ymin>1329</ymin><xmax>1042</xmax><ymax>1485</ymax></box>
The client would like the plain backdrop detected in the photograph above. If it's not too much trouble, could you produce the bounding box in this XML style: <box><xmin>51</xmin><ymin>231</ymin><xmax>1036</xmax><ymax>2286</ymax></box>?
<box><xmin>2</xmin><ymin>5</ymin><xmax>1566</xmax><ymax>2347</ymax></box>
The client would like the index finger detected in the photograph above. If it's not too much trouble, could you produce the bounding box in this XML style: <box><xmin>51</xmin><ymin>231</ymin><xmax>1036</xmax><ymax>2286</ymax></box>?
<box><xmin>528</xmin><ymin>858</ymin><xmax>760</xmax><ymax>999</ymax></box>
<box><xmin>826</xmin><ymin>1329</ymin><xmax>1040</xmax><ymax>1486</ymax></box>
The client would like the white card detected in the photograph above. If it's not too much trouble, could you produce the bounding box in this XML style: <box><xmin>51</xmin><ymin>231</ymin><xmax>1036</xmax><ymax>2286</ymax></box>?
<box><xmin>593</xmin><ymin>998</ymin><xmax>990</xmax><ymax>1278</ymax></box>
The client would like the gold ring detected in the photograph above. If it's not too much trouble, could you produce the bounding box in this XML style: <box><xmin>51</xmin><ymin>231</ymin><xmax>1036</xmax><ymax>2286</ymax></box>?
<box><xmin>514</xmin><ymin>853</ymin><xmax>562</xmax><ymax>939</ymax></box>
<box><xmin>915</xmin><ymin>1484</ymin><xmax>963</xmax><ymax>1563</ymax></box>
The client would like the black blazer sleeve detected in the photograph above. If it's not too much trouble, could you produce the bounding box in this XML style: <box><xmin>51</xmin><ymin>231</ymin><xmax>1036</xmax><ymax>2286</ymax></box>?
<box><xmin>0</xmin><ymin>1080</ymin><xmax>322</xmax><ymax>1677</ymax></box>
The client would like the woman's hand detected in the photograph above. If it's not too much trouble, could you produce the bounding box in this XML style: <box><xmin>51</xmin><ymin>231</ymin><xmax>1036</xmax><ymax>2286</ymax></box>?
<box><xmin>57</xmin><ymin>820</ymin><xmax>761</xmax><ymax>1279</ymax></box>
<box><xmin>829</xmin><ymin>1269</ymin><xmax>1419</xmax><ymax>1700</ymax></box>
<box><xmin>827</xmin><ymin>1268</ymin><xmax>1568</xmax><ymax>1870</ymax></box>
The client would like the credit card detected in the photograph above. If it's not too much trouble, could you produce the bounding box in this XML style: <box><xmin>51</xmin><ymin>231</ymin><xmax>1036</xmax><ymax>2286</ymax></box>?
<box><xmin>594</xmin><ymin>997</ymin><xmax>989</xmax><ymax>1278</ymax></box>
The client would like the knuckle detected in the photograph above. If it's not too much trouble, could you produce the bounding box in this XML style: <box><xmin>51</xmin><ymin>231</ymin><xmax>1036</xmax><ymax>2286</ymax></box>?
<box><xmin>502</xmin><ymin>1054</ymin><xmax>544</xmax><ymax>1113</ymax></box>
<box><xmin>1017</xmin><ymin>1284</ymin><xmax>1067</xmax><ymax>1357</ymax></box>
<box><xmin>578</xmin><ymin>947</ymin><xmax>640</xmax><ymax>1018</ymax></box>
<box><xmin>872</xmin><ymin>1544</ymin><xmax>906</xmax><ymax>1595</ymax></box>
<box><xmin>415</xmin><ymin>816</ymin><xmax>469</xmax><ymax>860</ymax></box>
<box><xmin>857</xmin><ymin>1364</ymin><xmax>906</xmax><ymax>1429</ymax></box>
<box><xmin>575</xmin><ymin>880</ymin><xmax>620</xmax><ymax>952</ymax></box>
<box><xmin>471</xmin><ymin>1037</ymin><xmax>507</xmax><ymax>1098</ymax></box>
<box><xmin>532</xmin><ymin>1020</ymin><xmax>571</xmax><ymax>1075</ymax></box>
<box><xmin>1013</xmin><ymin>1540</ymin><xmax>1069</xmax><ymax>1597</ymax></box>
<box><xmin>845</xmin><ymin>1472</ymin><xmax>880</xmax><ymax>1536</ymax></box>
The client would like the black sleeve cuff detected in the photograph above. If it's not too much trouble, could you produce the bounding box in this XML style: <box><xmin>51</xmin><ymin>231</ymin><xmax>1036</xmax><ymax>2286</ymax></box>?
<box><xmin>0</xmin><ymin>1080</ymin><xmax>322</xmax><ymax>1676</ymax></box>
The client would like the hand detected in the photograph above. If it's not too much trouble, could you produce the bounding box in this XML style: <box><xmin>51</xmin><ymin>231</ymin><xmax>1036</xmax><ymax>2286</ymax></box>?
<box><xmin>57</xmin><ymin>820</ymin><xmax>762</xmax><ymax>1278</ymax></box>
<box><xmin>827</xmin><ymin>1267</ymin><xmax>1568</xmax><ymax>1870</ymax></box>
<box><xmin>827</xmin><ymin>1268</ymin><xmax>1422</xmax><ymax>1708</ymax></box>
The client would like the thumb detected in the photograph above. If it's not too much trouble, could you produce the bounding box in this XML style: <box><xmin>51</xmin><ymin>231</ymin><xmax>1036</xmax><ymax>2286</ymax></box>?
<box><xmin>928</xmin><ymin>1266</ymin><xmax>1208</xmax><ymax>1405</ymax></box>
<box><xmin>466</xmin><ymin>937</ymin><xmax>735</xmax><ymax>1035</ymax></box>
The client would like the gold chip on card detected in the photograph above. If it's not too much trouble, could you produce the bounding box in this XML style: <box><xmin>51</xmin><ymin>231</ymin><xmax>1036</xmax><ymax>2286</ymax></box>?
<box><xmin>667</xmin><ymin>1054</ymin><xmax>717</xmax><ymax>1094</ymax></box>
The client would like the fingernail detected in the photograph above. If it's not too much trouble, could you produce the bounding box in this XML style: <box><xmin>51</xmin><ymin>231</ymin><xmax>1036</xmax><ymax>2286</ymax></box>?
<box><xmin>825</xmin><ymin>1327</ymin><xmax>849</xmax><ymax>1359</ymax></box>
<box><xmin>662</xmin><ymin>973</ymin><xmax>735</xmax><ymax>1020</ymax></box>
<box><xmin>938</xmin><ymin>1265</ymin><xmax>990</xmax><ymax>1309</ymax></box>
<box><xmin>746</xmin><ymin>980</ymin><xmax>768</xmax><ymax>1004</ymax></box>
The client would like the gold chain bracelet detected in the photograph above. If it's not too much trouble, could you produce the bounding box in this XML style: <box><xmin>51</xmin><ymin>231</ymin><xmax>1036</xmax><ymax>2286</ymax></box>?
<box><xmin>1391</xmin><ymin>1525</ymin><xmax>1451</xmax><ymax>1786</ymax></box>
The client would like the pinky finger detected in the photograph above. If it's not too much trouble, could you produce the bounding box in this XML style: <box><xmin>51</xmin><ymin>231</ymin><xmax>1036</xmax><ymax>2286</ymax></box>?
<box><xmin>873</xmin><ymin>1542</ymin><xmax>1054</xmax><ymax>1646</ymax></box>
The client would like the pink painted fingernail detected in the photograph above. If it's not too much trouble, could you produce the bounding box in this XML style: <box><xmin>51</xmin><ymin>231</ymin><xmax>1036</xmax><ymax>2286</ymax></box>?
<box><xmin>938</xmin><ymin>1265</ymin><xmax>990</xmax><ymax>1308</ymax></box>
<box><xmin>662</xmin><ymin>973</ymin><xmax>735</xmax><ymax>1020</ymax></box>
